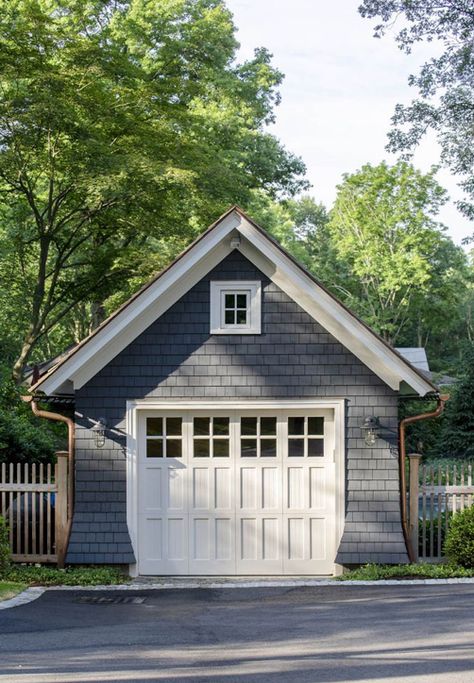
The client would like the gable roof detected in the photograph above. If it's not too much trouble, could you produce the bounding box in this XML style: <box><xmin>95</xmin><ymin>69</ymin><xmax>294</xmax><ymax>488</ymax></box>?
<box><xmin>31</xmin><ymin>206</ymin><xmax>437</xmax><ymax>397</ymax></box>
<box><xmin>395</xmin><ymin>348</ymin><xmax>430</xmax><ymax>375</ymax></box>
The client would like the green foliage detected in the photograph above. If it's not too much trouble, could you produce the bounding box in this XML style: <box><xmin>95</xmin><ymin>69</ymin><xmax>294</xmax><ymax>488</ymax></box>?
<box><xmin>0</xmin><ymin>0</ymin><xmax>306</xmax><ymax>379</ymax></box>
<box><xmin>325</xmin><ymin>161</ymin><xmax>465</xmax><ymax>344</ymax></box>
<box><xmin>338</xmin><ymin>562</ymin><xmax>474</xmax><ymax>581</ymax></box>
<box><xmin>0</xmin><ymin>582</ymin><xmax>26</xmax><ymax>601</ymax></box>
<box><xmin>445</xmin><ymin>506</ymin><xmax>474</xmax><ymax>568</ymax></box>
<box><xmin>359</xmin><ymin>0</ymin><xmax>474</xmax><ymax>225</ymax></box>
<box><xmin>0</xmin><ymin>516</ymin><xmax>11</xmax><ymax>575</ymax></box>
<box><xmin>247</xmin><ymin>191</ymin><xmax>330</xmax><ymax>273</ymax></box>
<box><xmin>0</xmin><ymin>366</ymin><xmax>57</xmax><ymax>463</ymax></box>
<box><xmin>438</xmin><ymin>344</ymin><xmax>474</xmax><ymax>458</ymax></box>
<box><xmin>2</xmin><ymin>564</ymin><xmax>129</xmax><ymax>586</ymax></box>
<box><xmin>398</xmin><ymin>398</ymin><xmax>446</xmax><ymax>459</ymax></box>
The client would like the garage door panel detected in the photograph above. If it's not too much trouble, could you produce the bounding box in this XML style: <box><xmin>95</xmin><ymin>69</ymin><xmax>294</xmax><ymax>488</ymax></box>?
<box><xmin>309</xmin><ymin>466</ymin><xmax>326</xmax><ymax>510</ymax></box>
<box><xmin>287</xmin><ymin>467</ymin><xmax>305</xmax><ymax>509</ymax></box>
<box><xmin>283</xmin><ymin>515</ymin><xmax>333</xmax><ymax>573</ymax></box>
<box><xmin>239</xmin><ymin>467</ymin><xmax>258</xmax><ymax>510</ymax></box>
<box><xmin>262</xmin><ymin>467</ymin><xmax>279</xmax><ymax>510</ymax></box>
<box><xmin>214</xmin><ymin>467</ymin><xmax>232</xmax><ymax>510</ymax></box>
<box><xmin>189</xmin><ymin>515</ymin><xmax>235</xmax><ymax>573</ymax></box>
<box><xmin>167</xmin><ymin>517</ymin><xmax>187</xmax><ymax>561</ymax></box>
<box><xmin>167</xmin><ymin>467</ymin><xmax>186</xmax><ymax>511</ymax></box>
<box><xmin>192</xmin><ymin>467</ymin><xmax>210</xmax><ymax>510</ymax></box>
<box><xmin>236</xmin><ymin>515</ymin><xmax>283</xmax><ymax>573</ymax></box>
<box><xmin>142</xmin><ymin>517</ymin><xmax>163</xmax><ymax>561</ymax></box>
<box><xmin>310</xmin><ymin>517</ymin><xmax>327</xmax><ymax>561</ymax></box>
<box><xmin>262</xmin><ymin>517</ymin><xmax>280</xmax><ymax>560</ymax></box>
<box><xmin>143</xmin><ymin>468</ymin><xmax>163</xmax><ymax>512</ymax></box>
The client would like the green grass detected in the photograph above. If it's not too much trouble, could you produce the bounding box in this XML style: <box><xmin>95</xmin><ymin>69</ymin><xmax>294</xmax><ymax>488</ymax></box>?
<box><xmin>0</xmin><ymin>581</ymin><xmax>27</xmax><ymax>601</ymax></box>
<box><xmin>0</xmin><ymin>564</ymin><xmax>130</xmax><ymax>587</ymax></box>
<box><xmin>339</xmin><ymin>562</ymin><xmax>474</xmax><ymax>581</ymax></box>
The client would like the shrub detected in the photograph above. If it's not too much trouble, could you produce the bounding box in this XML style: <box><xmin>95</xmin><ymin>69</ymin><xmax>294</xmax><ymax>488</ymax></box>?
<box><xmin>0</xmin><ymin>516</ymin><xmax>11</xmax><ymax>576</ymax></box>
<box><xmin>445</xmin><ymin>506</ymin><xmax>474</xmax><ymax>567</ymax></box>
<box><xmin>3</xmin><ymin>564</ymin><xmax>129</xmax><ymax>586</ymax></box>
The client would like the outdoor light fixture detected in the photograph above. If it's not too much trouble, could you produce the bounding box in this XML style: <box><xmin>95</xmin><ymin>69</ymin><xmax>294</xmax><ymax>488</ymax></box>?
<box><xmin>92</xmin><ymin>417</ymin><xmax>107</xmax><ymax>448</ymax></box>
<box><xmin>362</xmin><ymin>416</ymin><xmax>380</xmax><ymax>447</ymax></box>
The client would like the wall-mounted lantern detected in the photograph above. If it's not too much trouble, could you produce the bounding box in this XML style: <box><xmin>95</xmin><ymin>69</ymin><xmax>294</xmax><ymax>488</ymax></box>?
<box><xmin>362</xmin><ymin>416</ymin><xmax>380</xmax><ymax>447</ymax></box>
<box><xmin>92</xmin><ymin>417</ymin><xmax>107</xmax><ymax>448</ymax></box>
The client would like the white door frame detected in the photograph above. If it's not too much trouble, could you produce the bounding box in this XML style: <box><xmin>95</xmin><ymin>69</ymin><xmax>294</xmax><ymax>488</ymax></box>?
<box><xmin>126</xmin><ymin>398</ymin><xmax>346</xmax><ymax>575</ymax></box>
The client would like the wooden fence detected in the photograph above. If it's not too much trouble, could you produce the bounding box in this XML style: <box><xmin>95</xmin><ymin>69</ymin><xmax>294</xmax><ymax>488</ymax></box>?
<box><xmin>409</xmin><ymin>454</ymin><xmax>474</xmax><ymax>562</ymax></box>
<box><xmin>0</xmin><ymin>452</ymin><xmax>69</xmax><ymax>565</ymax></box>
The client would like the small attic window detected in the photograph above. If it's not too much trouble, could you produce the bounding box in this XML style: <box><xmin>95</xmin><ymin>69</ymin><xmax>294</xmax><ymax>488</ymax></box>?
<box><xmin>210</xmin><ymin>281</ymin><xmax>261</xmax><ymax>334</ymax></box>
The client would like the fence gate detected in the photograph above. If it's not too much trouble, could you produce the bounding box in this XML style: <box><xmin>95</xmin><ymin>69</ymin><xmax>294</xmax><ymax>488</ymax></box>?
<box><xmin>409</xmin><ymin>453</ymin><xmax>474</xmax><ymax>563</ymax></box>
<box><xmin>0</xmin><ymin>452</ymin><xmax>69</xmax><ymax>566</ymax></box>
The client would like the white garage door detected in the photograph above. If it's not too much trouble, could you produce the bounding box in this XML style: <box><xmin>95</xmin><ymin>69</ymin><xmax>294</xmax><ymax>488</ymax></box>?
<box><xmin>137</xmin><ymin>408</ymin><xmax>338</xmax><ymax>575</ymax></box>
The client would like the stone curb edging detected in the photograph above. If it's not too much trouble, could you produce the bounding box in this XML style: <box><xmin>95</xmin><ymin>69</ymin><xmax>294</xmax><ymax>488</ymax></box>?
<box><xmin>3</xmin><ymin>576</ymin><xmax>474</xmax><ymax>610</ymax></box>
<box><xmin>0</xmin><ymin>587</ymin><xmax>46</xmax><ymax>610</ymax></box>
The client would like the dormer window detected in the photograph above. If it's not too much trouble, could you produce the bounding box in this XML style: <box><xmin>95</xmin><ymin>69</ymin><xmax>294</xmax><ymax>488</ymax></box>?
<box><xmin>210</xmin><ymin>281</ymin><xmax>261</xmax><ymax>334</ymax></box>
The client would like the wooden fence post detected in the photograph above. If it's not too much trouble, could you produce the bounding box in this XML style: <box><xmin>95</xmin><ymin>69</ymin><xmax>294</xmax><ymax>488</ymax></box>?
<box><xmin>55</xmin><ymin>451</ymin><xmax>69</xmax><ymax>568</ymax></box>
<box><xmin>409</xmin><ymin>453</ymin><xmax>422</xmax><ymax>563</ymax></box>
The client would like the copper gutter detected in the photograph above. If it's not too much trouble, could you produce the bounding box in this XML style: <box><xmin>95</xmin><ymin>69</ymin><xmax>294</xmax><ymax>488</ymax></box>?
<box><xmin>22</xmin><ymin>395</ymin><xmax>74</xmax><ymax>566</ymax></box>
<box><xmin>399</xmin><ymin>394</ymin><xmax>449</xmax><ymax>562</ymax></box>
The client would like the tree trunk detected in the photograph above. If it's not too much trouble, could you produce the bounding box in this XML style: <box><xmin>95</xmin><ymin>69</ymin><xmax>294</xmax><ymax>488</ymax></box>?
<box><xmin>90</xmin><ymin>299</ymin><xmax>106</xmax><ymax>332</ymax></box>
<box><xmin>12</xmin><ymin>337</ymin><xmax>35</xmax><ymax>384</ymax></box>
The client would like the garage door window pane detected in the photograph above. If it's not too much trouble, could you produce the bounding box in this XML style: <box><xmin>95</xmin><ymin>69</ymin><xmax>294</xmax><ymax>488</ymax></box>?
<box><xmin>308</xmin><ymin>417</ymin><xmax>324</xmax><ymax>435</ymax></box>
<box><xmin>261</xmin><ymin>439</ymin><xmax>277</xmax><ymax>457</ymax></box>
<box><xmin>166</xmin><ymin>440</ymin><xmax>182</xmax><ymax>458</ymax></box>
<box><xmin>261</xmin><ymin>417</ymin><xmax>277</xmax><ymax>435</ymax></box>
<box><xmin>213</xmin><ymin>417</ymin><xmax>229</xmax><ymax>435</ymax></box>
<box><xmin>194</xmin><ymin>417</ymin><xmax>210</xmax><ymax>436</ymax></box>
<box><xmin>147</xmin><ymin>440</ymin><xmax>163</xmax><ymax>458</ymax></box>
<box><xmin>166</xmin><ymin>418</ymin><xmax>182</xmax><ymax>436</ymax></box>
<box><xmin>308</xmin><ymin>439</ymin><xmax>324</xmax><ymax>457</ymax></box>
<box><xmin>288</xmin><ymin>417</ymin><xmax>305</xmax><ymax>435</ymax></box>
<box><xmin>241</xmin><ymin>439</ymin><xmax>257</xmax><ymax>457</ymax></box>
<box><xmin>214</xmin><ymin>440</ymin><xmax>229</xmax><ymax>457</ymax></box>
<box><xmin>241</xmin><ymin>417</ymin><xmax>257</xmax><ymax>436</ymax></box>
<box><xmin>194</xmin><ymin>439</ymin><xmax>210</xmax><ymax>457</ymax></box>
<box><xmin>147</xmin><ymin>418</ymin><xmax>163</xmax><ymax>436</ymax></box>
<box><xmin>288</xmin><ymin>439</ymin><xmax>304</xmax><ymax>457</ymax></box>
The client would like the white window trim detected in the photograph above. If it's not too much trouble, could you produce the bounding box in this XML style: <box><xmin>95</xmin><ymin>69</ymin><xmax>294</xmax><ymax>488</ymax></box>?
<box><xmin>210</xmin><ymin>280</ymin><xmax>261</xmax><ymax>334</ymax></box>
<box><xmin>125</xmin><ymin>398</ymin><xmax>345</xmax><ymax>577</ymax></box>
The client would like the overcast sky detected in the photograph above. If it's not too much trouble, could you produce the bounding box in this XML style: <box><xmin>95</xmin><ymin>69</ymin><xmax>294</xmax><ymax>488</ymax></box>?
<box><xmin>226</xmin><ymin>0</ymin><xmax>473</xmax><ymax>247</ymax></box>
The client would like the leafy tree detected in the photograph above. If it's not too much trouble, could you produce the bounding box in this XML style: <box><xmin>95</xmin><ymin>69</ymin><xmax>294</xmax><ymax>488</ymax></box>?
<box><xmin>438</xmin><ymin>344</ymin><xmax>474</xmax><ymax>459</ymax></box>
<box><xmin>325</xmin><ymin>161</ymin><xmax>466</xmax><ymax>344</ymax></box>
<box><xmin>0</xmin><ymin>0</ymin><xmax>306</xmax><ymax>381</ymax></box>
<box><xmin>0</xmin><ymin>367</ymin><xmax>57</xmax><ymax>463</ymax></box>
<box><xmin>359</xmin><ymin>0</ymin><xmax>474</xmax><ymax>224</ymax></box>
<box><xmin>397</xmin><ymin>239</ymin><xmax>472</xmax><ymax>372</ymax></box>
<box><xmin>247</xmin><ymin>191</ymin><xmax>329</xmax><ymax>273</ymax></box>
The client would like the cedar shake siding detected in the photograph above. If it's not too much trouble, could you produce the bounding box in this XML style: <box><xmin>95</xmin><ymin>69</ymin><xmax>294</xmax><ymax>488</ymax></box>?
<box><xmin>68</xmin><ymin>250</ymin><xmax>408</xmax><ymax>566</ymax></box>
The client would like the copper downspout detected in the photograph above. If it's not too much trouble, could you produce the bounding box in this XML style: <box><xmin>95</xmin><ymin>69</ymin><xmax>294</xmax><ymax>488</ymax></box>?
<box><xmin>22</xmin><ymin>395</ymin><xmax>74</xmax><ymax>564</ymax></box>
<box><xmin>399</xmin><ymin>394</ymin><xmax>449</xmax><ymax>562</ymax></box>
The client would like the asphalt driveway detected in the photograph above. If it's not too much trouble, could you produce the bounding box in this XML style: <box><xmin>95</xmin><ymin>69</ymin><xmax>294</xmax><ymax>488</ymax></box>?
<box><xmin>1</xmin><ymin>583</ymin><xmax>474</xmax><ymax>682</ymax></box>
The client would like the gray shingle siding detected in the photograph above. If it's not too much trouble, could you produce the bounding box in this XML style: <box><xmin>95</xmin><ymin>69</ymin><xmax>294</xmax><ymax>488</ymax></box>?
<box><xmin>67</xmin><ymin>250</ymin><xmax>408</xmax><ymax>566</ymax></box>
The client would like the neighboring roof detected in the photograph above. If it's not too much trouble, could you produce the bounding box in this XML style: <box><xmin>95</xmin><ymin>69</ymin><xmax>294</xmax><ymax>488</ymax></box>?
<box><xmin>23</xmin><ymin>344</ymin><xmax>77</xmax><ymax>387</ymax></box>
<box><xmin>31</xmin><ymin>206</ymin><xmax>438</xmax><ymax>397</ymax></box>
<box><xmin>395</xmin><ymin>348</ymin><xmax>430</xmax><ymax>374</ymax></box>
